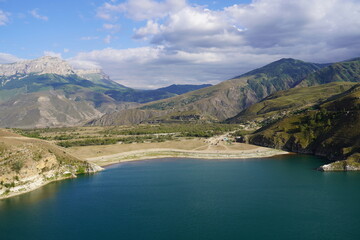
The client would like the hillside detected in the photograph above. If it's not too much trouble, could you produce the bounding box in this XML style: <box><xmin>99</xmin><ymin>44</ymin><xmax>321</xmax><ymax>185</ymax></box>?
<box><xmin>0</xmin><ymin>129</ymin><xmax>102</xmax><ymax>199</ymax></box>
<box><xmin>297</xmin><ymin>58</ymin><xmax>360</xmax><ymax>87</ymax></box>
<box><xmin>90</xmin><ymin>58</ymin><xmax>323</xmax><ymax>126</ymax></box>
<box><xmin>248</xmin><ymin>84</ymin><xmax>360</xmax><ymax>171</ymax></box>
<box><xmin>226</xmin><ymin>82</ymin><xmax>356</xmax><ymax>124</ymax></box>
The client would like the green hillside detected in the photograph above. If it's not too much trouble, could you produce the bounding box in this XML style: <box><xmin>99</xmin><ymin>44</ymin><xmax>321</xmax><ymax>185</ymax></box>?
<box><xmin>249</xmin><ymin>84</ymin><xmax>360</xmax><ymax>170</ymax></box>
<box><xmin>226</xmin><ymin>82</ymin><xmax>356</xmax><ymax>124</ymax></box>
<box><xmin>297</xmin><ymin>58</ymin><xmax>360</xmax><ymax>87</ymax></box>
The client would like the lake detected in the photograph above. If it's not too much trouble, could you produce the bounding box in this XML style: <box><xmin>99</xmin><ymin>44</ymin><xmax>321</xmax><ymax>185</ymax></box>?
<box><xmin>1</xmin><ymin>155</ymin><xmax>360</xmax><ymax>240</ymax></box>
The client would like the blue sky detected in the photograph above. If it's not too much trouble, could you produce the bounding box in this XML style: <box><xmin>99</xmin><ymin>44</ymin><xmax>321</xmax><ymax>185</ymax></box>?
<box><xmin>0</xmin><ymin>0</ymin><xmax>250</xmax><ymax>59</ymax></box>
<box><xmin>0</xmin><ymin>0</ymin><xmax>360</xmax><ymax>88</ymax></box>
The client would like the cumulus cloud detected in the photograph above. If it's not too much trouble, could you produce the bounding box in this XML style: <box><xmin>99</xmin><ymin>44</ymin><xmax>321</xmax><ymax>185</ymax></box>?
<box><xmin>0</xmin><ymin>9</ymin><xmax>10</xmax><ymax>26</ymax></box>
<box><xmin>0</xmin><ymin>53</ymin><xmax>24</xmax><ymax>64</ymax></box>
<box><xmin>30</xmin><ymin>9</ymin><xmax>48</xmax><ymax>21</ymax></box>
<box><xmin>69</xmin><ymin>46</ymin><xmax>282</xmax><ymax>88</ymax></box>
<box><xmin>79</xmin><ymin>0</ymin><xmax>360</xmax><ymax>88</ymax></box>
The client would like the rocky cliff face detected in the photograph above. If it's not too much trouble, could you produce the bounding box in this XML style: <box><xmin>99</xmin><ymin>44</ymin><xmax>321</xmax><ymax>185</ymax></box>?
<box><xmin>0</xmin><ymin>56</ymin><xmax>116</xmax><ymax>87</ymax></box>
<box><xmin>0</xmin><ymin>129</ymin><xmax>102</xmax><ymax>199</ymax></box>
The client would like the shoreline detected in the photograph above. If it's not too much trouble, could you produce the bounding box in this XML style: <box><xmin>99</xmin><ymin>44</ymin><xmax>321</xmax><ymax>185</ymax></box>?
<box><xmin>0</xmin><ymin>175</ymin><xmax>75</xmax><ymax>200</ymax></box>
<box><xmin>1</xmin><ymin>148</ymin><xmax>287</xmax><ymax>200</ymax></box>
<box><xmin>1</xmin><ymin>138</ymin><xmax>289</xmax><ymax>200</ymax></box>
<box><xmin>86</xmin><ymin>146</ymin><xmax>289</xmax><ymax>167</ymax></box>
<box><xmin>0</xmin><ymin>171</ymin><xmax>102</xmax><ymax>200</ymax></box>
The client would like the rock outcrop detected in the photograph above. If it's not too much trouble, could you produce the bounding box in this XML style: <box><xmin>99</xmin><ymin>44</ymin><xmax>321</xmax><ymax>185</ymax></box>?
<box><xmin>0</xmin><ymin>56</ymin><xmax>74</xmax><ymax>77</ymax></box>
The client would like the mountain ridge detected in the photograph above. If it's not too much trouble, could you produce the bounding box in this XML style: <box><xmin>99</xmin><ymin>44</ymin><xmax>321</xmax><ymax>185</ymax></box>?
<box><xmin>90</xmin><ymin>58</ymin><xmax>325</xmax><ymax>126</ymax></box>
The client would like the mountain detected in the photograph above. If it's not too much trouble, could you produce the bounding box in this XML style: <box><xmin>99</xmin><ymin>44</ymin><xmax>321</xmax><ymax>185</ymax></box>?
<box><xmin>248</xmin><ymin>84</ymin><xmax>360</xmax><ymax>171</ymax></box>
<box><xmin>89</xmin><ymin>58</ymin><xmax>324</xmax><ymax>126</ymax></box>
<box><xmin>0</xmin><ymin>56</ymin><xmax>133</xmax><ymax>127</ymax></box>
<box><xmin>0</xmin><ymin>57</ymin><xmax>211</xmax><ymax>128</ymax></box>
<box><xmin>0</xmin><ymin>128</ymin><xmax>102</xmax><ymax>199</ymax></box>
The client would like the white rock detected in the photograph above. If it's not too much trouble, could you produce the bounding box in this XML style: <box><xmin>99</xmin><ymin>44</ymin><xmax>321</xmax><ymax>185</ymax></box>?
<box><xmin>0</xmin><ymin>56</ymin><xmax>75</xmax><ymax>76</ymax></box>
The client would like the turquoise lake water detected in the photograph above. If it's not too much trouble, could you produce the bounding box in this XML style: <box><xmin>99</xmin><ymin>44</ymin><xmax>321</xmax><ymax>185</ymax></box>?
<box><xmin>1</xmin><ymin>155</ymin><xmax>360</xmax><ymax>240</ymax></box>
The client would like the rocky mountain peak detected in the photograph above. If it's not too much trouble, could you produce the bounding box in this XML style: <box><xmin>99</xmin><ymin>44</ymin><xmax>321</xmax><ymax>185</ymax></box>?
<box><xmin>0</xmin><ymin>56</ymin><xmax>75</xmax><ymax>76</ymax></box>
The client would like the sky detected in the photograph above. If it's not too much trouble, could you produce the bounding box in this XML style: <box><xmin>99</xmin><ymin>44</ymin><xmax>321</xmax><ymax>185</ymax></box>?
<box><xmin>0</xmin><ymin>0</ymin><xmax>360</xmax><ymax>89</ymax></box>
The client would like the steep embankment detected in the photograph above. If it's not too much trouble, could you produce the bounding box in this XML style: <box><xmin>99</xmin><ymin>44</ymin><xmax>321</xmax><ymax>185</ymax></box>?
<box><xmin>249</xmin><ymin>84</ymin><xmax>360</xmax><ymax>171</ymax></box>
<box><xmin>0</xmin><ymin>129</ymin><xmax>102</xmax><ymax>199</ymax></box>
<box><xmin>90</xmin><ymin>58</ymin><xmax>323</xmax><ymax>126</ymax></box>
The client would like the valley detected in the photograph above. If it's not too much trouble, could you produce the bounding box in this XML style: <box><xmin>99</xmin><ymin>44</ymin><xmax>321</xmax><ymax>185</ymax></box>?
<box><xmin>1</xmin><ymin>56</ymin><xmax>360</xmax><ymax>200</ymax></box>
<box><xmin>11</xmin><ymin>125</ymin><xmax>286</xmax><ymax>167</ymax></box>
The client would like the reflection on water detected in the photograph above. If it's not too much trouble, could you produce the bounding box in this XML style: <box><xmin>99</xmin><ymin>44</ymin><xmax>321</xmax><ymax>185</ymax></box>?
<box><xmin>0</xmin><ymin>177</ymin><xmax>80</xmax><ymax>209</ymax></box>
<box><xmin>0</xmin><ymin>183</ymin><xmax>57</xmax><ymax>210</ymax></box>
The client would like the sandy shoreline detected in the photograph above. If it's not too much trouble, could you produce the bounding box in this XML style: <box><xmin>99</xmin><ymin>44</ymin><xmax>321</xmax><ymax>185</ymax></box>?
<box><xmin>85</xmin><ymin>146</ymin><xmax>289</xmax><ymax>167</ymax></box>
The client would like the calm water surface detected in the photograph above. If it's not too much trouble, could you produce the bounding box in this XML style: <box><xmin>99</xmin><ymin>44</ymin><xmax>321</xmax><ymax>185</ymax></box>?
<box><xmin>1</xmin><ymin>155</ymin><xmax>360</xmax><ymax>240</ymax></box>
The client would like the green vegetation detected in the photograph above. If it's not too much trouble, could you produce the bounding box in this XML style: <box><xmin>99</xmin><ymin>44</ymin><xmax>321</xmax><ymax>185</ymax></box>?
<box><xmin>11</xmin><ymin>160</ymin><xmax>24</xmax><ymax>173</ymax></box>
<box><xmin>227</xmin><ymin>82</ymin><xmax>356</xmax><ymax>124</ymax></box>
<box><xmin>103</xmin><ymin>123</ymin><xmax>239</xmax><ymax>136</ymax></box>
<box><xmin>249</xmin><ymin>84</ymin><xmax>360</xmax><ymax>162</ymax></box>
<box><xmin>13</xmin><ymin>123</ymin><xmax>242</xmax><ymax>148</ymax></box>
<box><xmin>298</xmin><ymin>58</ymin><xmax>360</xmax><ymax>87</ymax></box>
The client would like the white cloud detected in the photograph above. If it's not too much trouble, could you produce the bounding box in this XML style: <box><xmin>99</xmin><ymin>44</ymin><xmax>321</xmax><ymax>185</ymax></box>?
<box><xmin>0</xmin><ymin>53</ymin><xmax>24</xmax><ymax>64</ymax></box>
<box><xmin>69</xmin><ymin>46</ymin><xmax>282</xmax><ymax>88</ymax></box>
<box><xmin>78</xmin><ymin>0</ymin><xmax>360</xmax><ymax>88</ymax></box>
<box><xmin>0</xmin><ymin>9</ymin><xmax>10</xmax><ymax>26</ymax></box>
<box><xmin>96</xmin><ymin>0</ymin><xmax>187</xmax><ymax>21</ymax></box>
<box><xmin>30</xmin><ymin>9</ymin><xmax>48</xmax><ymax>21</ymax></box>
<box><xmin>63</xmin><ymin>48</ymin><xmax>70</xmax><ymax>53</ymax></box>
<box><xmin>43</xmin><ymin>51</ymin><xmax>62</xmax><ymax>58</ymax></box>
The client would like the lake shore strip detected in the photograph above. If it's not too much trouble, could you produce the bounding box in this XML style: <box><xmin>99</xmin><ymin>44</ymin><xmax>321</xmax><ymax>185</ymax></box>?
<box><xmin>80</xmin><ymin>139</ymin><xmax>289</xmax><ymax>167</ymax></box>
